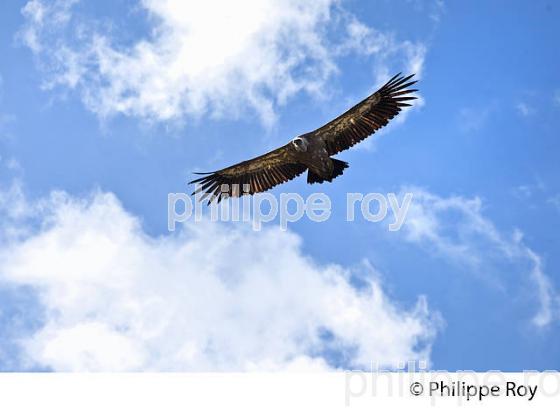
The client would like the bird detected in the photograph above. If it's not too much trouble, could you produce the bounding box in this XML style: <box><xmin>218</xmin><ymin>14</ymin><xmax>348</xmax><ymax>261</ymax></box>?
<box><xmin>190</xmin><ymin>73</ymin><xmax>418</xmax><ymax>203</ymax></box>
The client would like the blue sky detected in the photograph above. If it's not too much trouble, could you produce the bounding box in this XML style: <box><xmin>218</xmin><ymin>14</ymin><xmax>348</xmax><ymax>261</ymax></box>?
<box><xmin>0</xmin><ymin>0</ymin><xmax>559</xmax><ymax>371</ymax></box>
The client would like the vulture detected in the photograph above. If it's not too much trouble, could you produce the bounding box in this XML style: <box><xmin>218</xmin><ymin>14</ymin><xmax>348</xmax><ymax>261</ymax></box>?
<box><xmin>190</xmin><ymin>73</ymin><xmax>418</xmax><ymax>203</ymax></box>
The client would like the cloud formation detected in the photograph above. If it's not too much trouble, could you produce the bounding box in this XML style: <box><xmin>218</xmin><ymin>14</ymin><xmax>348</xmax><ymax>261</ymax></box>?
<box><xmin>0</xmin><ymin>184</ymin><xmax>437</xmax><ymax>371</ymax></box>
<box><xmin>399</xmin><ymin>187</ymin><xmax>559</xmax><ymax>327</ymax></box>
<box><xmin>516</xmin><ymin>102</ymin><xmax>534</xmax><ymax>117</ymax></box>
<box><xmin>19</xmin><ymin>0</ymin><xmax>426</xmax><ymax>126</ymax></box>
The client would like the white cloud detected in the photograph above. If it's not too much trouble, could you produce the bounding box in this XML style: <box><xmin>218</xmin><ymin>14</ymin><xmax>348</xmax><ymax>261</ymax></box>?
<box><xmin>337</xmin><ymin>17</ymin><xmax>427</xmax><ymax>82</ymax></box>
<box><xmin>328</xmin><ymin>16</ymin><xmax>426</xmax><ymax>152</ymax></box>
<box><xmin>512</xmin><ymin>178</ymin><xmax>546</xmax><ymax>201</ymax></box>
<box><xmin>0</xmin><ymin>185</ymin><xmax>437</xmax><ymax>371</ymax></box>
<box><xmin>19</xmin><ymin>0</ymin><xmax>427</xmax><ymax>126</ymax></box>
<box><xmin>19</xmin><ymin>0</ymin><xmax>77</xmax><ymax>53</ymax></box>
<box><xmin>525</xmin><ymin>249</ymin><xmax>555</xmax><ymax>327</ymax></box>
<box><xmin>516</xmin><ymin>102</ymin><xmax>534</xmax><ymax>117</ymax></box>
<box><xmin>430</xmin><ymin>0</ymin><xmax>446</xmax><ymax>23</ymax></box>
<box><xmin>398</xmin><ymin>187</ymin><xmax>559</xmax><ymax>327</ymax></box>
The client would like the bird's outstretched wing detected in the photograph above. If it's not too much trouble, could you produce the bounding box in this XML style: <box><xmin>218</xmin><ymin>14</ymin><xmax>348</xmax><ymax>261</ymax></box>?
<box><xmin>311</xmin><ymin>73</ymin><xmax>418</xmax><ymax>155</ymax></box>
<box><xmin>189</xmin><ymin>144</ymin><xmax>306</xmax><ymax>204</ymax></box>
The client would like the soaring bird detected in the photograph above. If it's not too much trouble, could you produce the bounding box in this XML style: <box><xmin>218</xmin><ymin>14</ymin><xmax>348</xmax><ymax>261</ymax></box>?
<box><xmin>190</xmin><ymin>73</ymin><xmax>417</xmax><ymax>203</ymax></box>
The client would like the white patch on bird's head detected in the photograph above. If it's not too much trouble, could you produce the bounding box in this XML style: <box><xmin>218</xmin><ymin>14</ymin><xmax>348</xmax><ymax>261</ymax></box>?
<box><xmin>291</xmin><ymin>137</ymin><xmax>308</xmax><ymax>152</ymax></box>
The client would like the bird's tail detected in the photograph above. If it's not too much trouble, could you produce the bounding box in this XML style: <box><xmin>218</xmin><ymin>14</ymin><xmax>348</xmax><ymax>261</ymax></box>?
<box><xmin>307</xmin><ymin>159</ymin><xmax>349</xmax><ymax>184</ymax></box>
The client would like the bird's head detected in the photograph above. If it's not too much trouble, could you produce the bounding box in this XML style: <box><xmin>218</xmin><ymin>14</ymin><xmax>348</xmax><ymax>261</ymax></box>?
<box><xmin>291</xmin><ymin>137</ymin><xmax>308</xmax><ymax>152</ymax></box>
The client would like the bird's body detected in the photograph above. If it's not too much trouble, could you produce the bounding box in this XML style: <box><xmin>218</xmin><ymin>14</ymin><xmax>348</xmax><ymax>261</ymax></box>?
<box><xmin>292</xmin><ymin>134</ymin><xmax>333</xmax><ymax>179</ymax></box>
<box><xmin>190</xmin><ymin>73</ymin><xmax>418</xmax><ymax>203</ymax></box>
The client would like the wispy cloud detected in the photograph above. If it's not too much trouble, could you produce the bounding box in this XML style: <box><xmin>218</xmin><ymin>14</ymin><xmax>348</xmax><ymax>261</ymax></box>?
<box><xmin>512</xmin><ymin>177</ymin><xmax>546</xmax><ymax>200</ymax></box>
<box><xmin>516</xmin><ymin>101</ymin><xmax>535</xmax><ymax>117</ymax></box>
<box><xmin>514</xmin><ymin>185</ymin><xmax>533</xmax><ymax>199</ymax></box>
<box><xmin>548</xmin><ymin>194</ymin><xmax>560</xmax><ymax>212</ymax></box>
<box><xmin>430</xmin><ymin>0</ymin><xmax>446</xmax><ymax>23</ymax></box>
<box><xmin>338</xmin><ymin>17</ymin><xmax>427</xmax><ymax>82</ymax></box>
<box><xmin>405</xmin><ymin>0</ymin><xmax>446</xmax><ymax>23</ymax></box>
<box><xmin>398</xmin><ymin>187</ymin><xmax>559</xmax><ymax>328</ymax></box>
<box><xmin>333</xmin><ymin>16</ymin><xmax>426</xmax><ymax>151</ymax></box>
<box><xmin>0</xmin><ymin>184</ymin><xmax>438</xmax><ymax>371</ymax></box>
<box><xmin>18</xmin><ymin>0</ymin><xmax>427</xmax><ymax>127</ymax></box>
<box><xmin>458</xmin><ymin>106</ymin><xmax>493</xmax><ymax>134</ymax></box>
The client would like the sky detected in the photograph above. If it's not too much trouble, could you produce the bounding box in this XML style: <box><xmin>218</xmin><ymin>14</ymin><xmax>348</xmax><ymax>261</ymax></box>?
<box><xmin>0</xmin><ymin>0</ymin><xmax>559</xmax><ymax>371</ymax></box>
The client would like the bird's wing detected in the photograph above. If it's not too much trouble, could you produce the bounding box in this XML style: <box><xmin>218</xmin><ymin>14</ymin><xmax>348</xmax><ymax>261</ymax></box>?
<box><xmin>310</xmin><ymin>73</ymin><xmax>418</xmax><ymax>155</ymax></box>
<box><xmin>189</xmin><ymin>144</ymin><xmax>307</xmax><ymax>203</ymax></box>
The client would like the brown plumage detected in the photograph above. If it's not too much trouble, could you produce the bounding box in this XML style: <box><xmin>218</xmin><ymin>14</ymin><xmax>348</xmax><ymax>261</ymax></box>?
<box><xmin>190</xmin><ymin>73</ymin><xmax>418</xmax><ymax>203</ymax></box>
